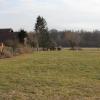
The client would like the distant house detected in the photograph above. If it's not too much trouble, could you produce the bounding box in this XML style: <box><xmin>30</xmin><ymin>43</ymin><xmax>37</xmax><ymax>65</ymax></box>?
<box><xmin>0</xmin><ymin>28</ymin><xmax>18</xmax><ymax>43</ymax></box>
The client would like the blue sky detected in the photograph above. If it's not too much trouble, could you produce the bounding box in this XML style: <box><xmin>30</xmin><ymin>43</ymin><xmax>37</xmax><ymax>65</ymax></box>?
<box><xmin>0</xmin><ymin>0</ymin><xmax>100</xmax><ymax>31</ymax></box>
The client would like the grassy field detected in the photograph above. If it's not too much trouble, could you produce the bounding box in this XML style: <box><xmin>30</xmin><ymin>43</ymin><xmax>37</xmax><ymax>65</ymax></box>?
<box><xmin>0</xmin><ymin>49</ymin><xmax>100</xmax><ymax>100</ymax></box>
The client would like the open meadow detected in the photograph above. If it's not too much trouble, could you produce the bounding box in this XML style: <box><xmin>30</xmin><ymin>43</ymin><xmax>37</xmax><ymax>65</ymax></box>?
<box><xmin>0</xmin><ymin>49</ymin><xmax>100</xmax><ymax>100</ymax></box>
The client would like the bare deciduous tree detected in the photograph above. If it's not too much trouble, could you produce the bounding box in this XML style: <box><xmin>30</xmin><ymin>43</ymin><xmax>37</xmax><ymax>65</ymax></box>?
<box><xmin>27</xmin><ymin>32</ymin><xmax>37</xmax><ymax>49</ymax></box>
<box><xmin>65</xmin><ymin>31</ymin><xmax>81</xmax><ymax>50</ymax></box>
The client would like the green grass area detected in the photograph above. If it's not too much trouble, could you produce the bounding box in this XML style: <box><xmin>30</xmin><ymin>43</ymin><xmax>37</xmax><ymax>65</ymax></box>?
<box><xmin>0</xmin><ymin>49</ymin><xmax>100</xmax><ymax>100</ymax></box>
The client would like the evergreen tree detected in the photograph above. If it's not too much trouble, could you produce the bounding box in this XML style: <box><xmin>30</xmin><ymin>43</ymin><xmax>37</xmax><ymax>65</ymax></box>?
<box><xmin>18</xmin><ymin>29</ymin><xmax>27</xmax><ymax>45</ymax></box>
<box><xmin>35</xmin><ymin>16</ymin><xmax>50</xmax><ymax>50</ymax></box>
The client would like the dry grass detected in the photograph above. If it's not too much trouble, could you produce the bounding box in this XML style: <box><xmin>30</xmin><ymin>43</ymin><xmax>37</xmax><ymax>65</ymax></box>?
<box><xmin>0</xmin><ymin>49</ymin><xmax>100</xmax><ymax>100</ymax></box>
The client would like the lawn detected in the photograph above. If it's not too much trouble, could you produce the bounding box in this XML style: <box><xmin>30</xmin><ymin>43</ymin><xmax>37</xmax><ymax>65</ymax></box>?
<box><xmin>0</xmin><ymin>49</ymin><xmax>100</xmax><ymax>100</ymax></box>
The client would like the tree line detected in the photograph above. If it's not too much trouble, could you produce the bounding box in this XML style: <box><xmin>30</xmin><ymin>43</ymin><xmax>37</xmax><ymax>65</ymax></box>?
<box><xmin>6</xmin><ymin>16</ymin><xmax>100</xmax><ymax>51</ymax></box>
<box><xmin>2</xmin><ymin>15</ymin><xmax>100</xmax><ymax>58</ymax></box>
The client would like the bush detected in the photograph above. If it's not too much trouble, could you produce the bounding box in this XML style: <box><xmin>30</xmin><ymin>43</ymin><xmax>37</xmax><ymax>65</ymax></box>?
<box><xmin>57</xmin><ymin>47</ymin><xmax>62</xmax><ymax>51</ymax></box>
<box><xmin>3</xmin><ymin>50</ymin><xmax>13</xmax><ymax>58</ymax></box>
<box><xmin>0</xmin><ymin>45</ymin><xmax>33</xmax><ymax>59</ymax></box>
<box><xmin>0</xmin><ymin>47</ymin><xmax>13</xmax><ymax>59</ymax></box>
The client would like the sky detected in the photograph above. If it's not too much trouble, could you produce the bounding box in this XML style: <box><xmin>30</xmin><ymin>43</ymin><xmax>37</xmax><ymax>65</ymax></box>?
<box><xmin>0</xmin><ymin>0</ymin><xmax>100</xmax><ymax>31</ymax></box>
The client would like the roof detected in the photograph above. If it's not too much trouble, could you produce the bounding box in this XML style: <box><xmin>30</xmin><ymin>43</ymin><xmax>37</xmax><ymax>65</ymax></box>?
<box><xmin>0</xmin><ymin>28</ymin><xmax>16</xmax><ymax>42</ymax></box>
<box><xmin>0</xmin><ymin>28</ymin><xmax>13</xmax><ymax>33</ymax></box>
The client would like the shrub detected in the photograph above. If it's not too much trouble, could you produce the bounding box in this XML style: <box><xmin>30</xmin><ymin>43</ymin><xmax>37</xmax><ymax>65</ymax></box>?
<box><xmin>57</xmin><ymin>47</ymin><xmax>62</xmax><ymax>51</ymax></box>
<box><xmin>0</xmin><ymin>47</ymin><xmax>13</xmax><ymax>59</ymax></box>
<box><xmin>0</xmin><ymin>44</ymin><xmax>33</xmax><ymax>59</ymax></box>
<box><xmin>3</xmin><ymin>50</ymin><xmax>12</xmax><ymax>58</ymax></box>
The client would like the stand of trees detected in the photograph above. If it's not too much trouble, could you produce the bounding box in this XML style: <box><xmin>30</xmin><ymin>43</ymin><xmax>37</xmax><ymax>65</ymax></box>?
<box><xmin>49</xmin><ymin>30</ymin><xmax>100</xmax><ymax>48</ymax></box>
<box><xmin>19</xmin><ymin>15</ymin><xmax>100</xmax><ymax>50</ymax></box>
